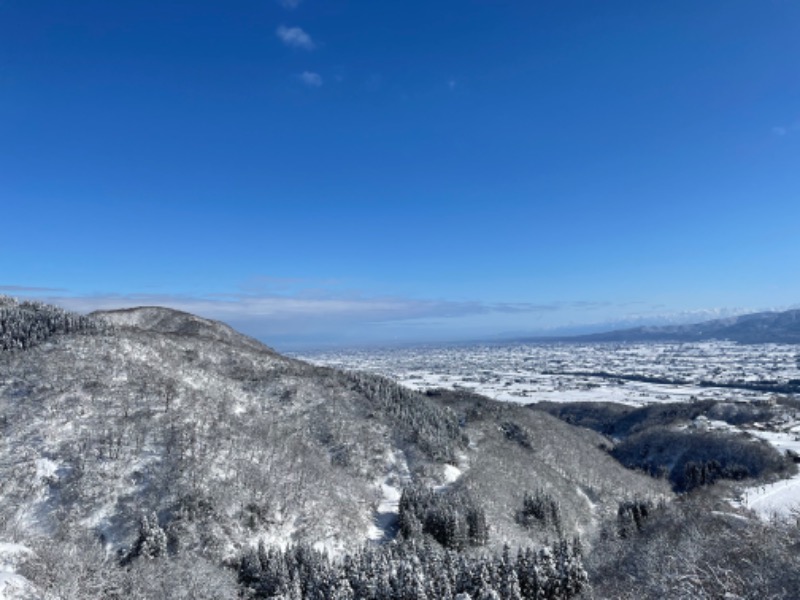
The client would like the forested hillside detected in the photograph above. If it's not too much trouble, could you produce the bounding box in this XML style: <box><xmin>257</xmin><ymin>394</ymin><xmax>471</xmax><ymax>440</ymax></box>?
<box><xmin>0</xmin><ymin>296</ymin><xmax>101</xmax><ymax>351</ymax></box>
<box><xmin>0</xmin><ymin>298</ymin><xmax>674</xmax><ymax>597</ymax></box>
<box><xmin>2</xmin><ymin>299</ymin><xmax>798</xmax><ymax>599</ymax></box>
<box><xmin>13</xmin><ymin>298</ymin><xmax>800</xmax><ymax>598</ymax></box>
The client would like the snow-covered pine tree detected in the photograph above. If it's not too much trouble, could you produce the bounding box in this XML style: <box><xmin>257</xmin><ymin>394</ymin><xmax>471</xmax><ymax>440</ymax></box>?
<box><xmin>128</xmin><ymin>511</ymin><xmax>168</xmax><ymax>561</ymax></box>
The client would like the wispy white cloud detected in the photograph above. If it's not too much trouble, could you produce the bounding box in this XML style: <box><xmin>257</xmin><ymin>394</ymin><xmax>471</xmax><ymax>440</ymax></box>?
<box><xmin>278</xmin><ymin>0</ymin><xmax>303</xmax><ymax>9</ymax></box>
<box><xmin>42</xmin><ymin>292</ymin><xmax>561</xmax><ymax>325</ymax></box>
<box><xmin>0</xmin><ymin>284</ymin><xmax>66</xmax><ymax>293</ymax></box>
<box><xmin>31</xmin><ymin>290</ymin><xmax>600</xmax><ymax>343</ymax></box>
<box><xmin>19</xmin><ymin>287</ymin><xmax>782</xmax><ymax>349</ymax></box>
<box><xmin>298</xmin><ymin>71</ymin><xmax>322</xmax><ymax>87</ymax></box>
<box><xmin>276</xmin><ymin>25</ymin><xmax>315</xmax><ymax>50</ymax></box>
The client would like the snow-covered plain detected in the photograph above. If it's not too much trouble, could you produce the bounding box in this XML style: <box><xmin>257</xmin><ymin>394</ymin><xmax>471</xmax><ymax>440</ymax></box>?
<box><xmin>298</xmin><ymin>341</ymin><xmax>800</xmax><ymax>407</ymax></box>
<box><xmin>300</xmin><ymin>341</ymin><xmax>800</xmax><ymax>521</ymax></box>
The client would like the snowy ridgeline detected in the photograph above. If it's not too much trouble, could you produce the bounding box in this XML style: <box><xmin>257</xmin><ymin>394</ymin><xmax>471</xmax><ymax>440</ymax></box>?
<box><xmin>298</xmin><ymin>341</ymin><xmax>800</xmax><ymax>407</ymax></box>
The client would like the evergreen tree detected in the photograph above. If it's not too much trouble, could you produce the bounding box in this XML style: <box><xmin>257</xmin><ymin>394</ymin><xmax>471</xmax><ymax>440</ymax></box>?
<box><xmin>538</xmin><ymin>546</ymin><xmax>558</xmax><ymax>600</ymax></box>
<box><xmin>238</xmin><ymin>548</ymin><xmax>262</xmax><ymax>589</ymax></box>
<box><xmin>129</xmin><ymin>512</ymin><xmax>168</xmax><ymax>561</ymax></box>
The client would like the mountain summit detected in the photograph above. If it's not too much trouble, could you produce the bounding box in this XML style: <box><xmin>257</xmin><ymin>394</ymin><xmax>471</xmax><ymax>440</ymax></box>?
<box><xmin>92</xmin><ymin>306</ymin><xmax>275</xmax><ymax>353</ymax></box>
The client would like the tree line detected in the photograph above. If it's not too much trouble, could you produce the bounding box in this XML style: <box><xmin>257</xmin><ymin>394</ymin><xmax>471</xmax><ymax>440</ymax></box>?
<box><xmin>238</xmin><ymin>538</ymin><xmax>587</xmax><ymax>600</ymax></box>
<box><xmin>0</xmin><ymin>296</ymin><xmax>102</xmax><ymax>351</ymax></box>
<box><xmin>397</xmin><ymin>483</ymin><xmax>488</xmax><ymax>549</ymax></box>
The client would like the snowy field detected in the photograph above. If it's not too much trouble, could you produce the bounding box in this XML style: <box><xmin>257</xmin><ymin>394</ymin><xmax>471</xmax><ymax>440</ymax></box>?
<box><xmin>300</xmin><ymin>340</ymin><xmax>800</xmax><ymax>521</ymax></box>
<box><xmin>298</xmin><ymin>341</ymin><xmax>800</xmax><ymax>407</ymax></box>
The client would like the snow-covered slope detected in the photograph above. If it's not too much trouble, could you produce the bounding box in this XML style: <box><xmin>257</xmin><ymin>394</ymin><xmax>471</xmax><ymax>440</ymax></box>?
<box><xmin>0</xmin><ymin>543</ymin><xmax>36</xmax><ymax>600</ymax></box>
<box><xmin>740</xmin><ymin>430</ymin><xmax>800</xmax><ymax>519</ymax></box>
<box><xmin>0</xmin><ymin>301</ymin><xmax>670</xmax><ymax>594</ymax></box>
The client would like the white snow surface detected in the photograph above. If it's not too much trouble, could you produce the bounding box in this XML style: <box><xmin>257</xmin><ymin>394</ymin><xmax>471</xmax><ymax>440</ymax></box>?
<box><xmin>367</xmin><ymin>483</ymin><xmax>402</xmax><ymax>541</ymax></box>
<box><xmin>443</xmin><ymin>464</ymin><xmax>462</xmax><ymax>484</ymax></box>
<box><xmin>0</xmin><ymin>543</ymin><xmax>36</xmax><ymax>600</ymax></box>
<box><xmin>740</xmin><ymin>430</ymin><xmax>800</xmax><ymax>520</ymax></box>
<box><xmin>742</xmin><ymin>477</ymin><xmax>800</xmax><ymax>520</ymax></box>
<box><xmin>33</xmin><ymin>459</ymin><xmax>57</xmax><ymax>481</ymax></box>
<box><xmin>368</xmin><ymin>449</ymin><xmax>411</xmax><ymax>542</ymax></box>
<box><xmin>298</xmin><ymin>341</ymin><xmax>800</xmax><ymax>407</ymax></box>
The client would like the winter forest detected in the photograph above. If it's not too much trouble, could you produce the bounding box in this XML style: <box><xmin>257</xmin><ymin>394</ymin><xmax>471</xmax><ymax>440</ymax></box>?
<box><xmin>2</xmin><ymin>298</ymin><xmax>800</xmax><ymax>599</ymax></box>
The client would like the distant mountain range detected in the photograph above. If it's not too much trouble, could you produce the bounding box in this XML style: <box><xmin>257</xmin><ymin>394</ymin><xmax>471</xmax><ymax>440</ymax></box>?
<box><xmin>520</xmin><ymin>308</ymin><xmax>800</xmax><ymax>345</ymax></box>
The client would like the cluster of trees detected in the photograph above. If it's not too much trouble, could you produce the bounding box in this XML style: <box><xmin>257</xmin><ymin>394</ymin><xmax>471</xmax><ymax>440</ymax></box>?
<box><xmin>19</xmin><ymin>529</ymin><xmax>238</xmax><ymax>599</ymax></box>
<box><xmin>342</xmin><ymin>370</ymin><xmax>468</xmax><ymax>462</ymax></box>
<box><xmin>239</xmin><ymin>539</ymin><xmax>587</xmax><ymax>600</ymax></box>
<box><xmin>499</xmin><ymin>421</ymin><xmax>534</xmax><ymax>450</ymax></box>
<box><xmin>535</xmin><ymin>399</ymin><xmax>775</xmax><ymax>439</ymax></box>
<box><xmin>0</xmin><ymin>296</ymin><xmax>102</xmax><ymax>351</ymax></box>
<box><xmin>590</xmin><ymin>493</ymin><xmax>800</xmax><ymax>598</ymax></box>
<box><xmin>123</xmin><ymin>512</ymin><xmax>169</xmax><ymax>563</ymax></box>
<box><xmin>682</xmin><ymin>459</ymin><xmax>747</xmax><ymax>491</ymax></box>
<box><xmin>516</xmin><ymin>490</ymin><xmax>563</xmax><ymax>535</ymax></box>
<box><xmin>616</xmin><ymin>498</ymin><xmax>655</xmax><ymax>538</ymax></box>
<box><xmin>611</xmin><ymin>429</ymin><xmax>793</xmax><ymax>492</ymax></box>
<box><xmin>397</xmin><ymin>484</ymin><xmax>488</xmax><ymax>549</ymax></box>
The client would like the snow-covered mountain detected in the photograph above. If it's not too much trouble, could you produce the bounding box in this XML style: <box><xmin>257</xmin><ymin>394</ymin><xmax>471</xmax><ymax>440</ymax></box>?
<box><xmin>0</xmin><ymin>296</ymin><xmax>667</xmax><ymax>597</ymax></box>
<box><xmin>549</xmin><ymin>308</ymin><xmax>800</xmax><ymax>344</ymax></box>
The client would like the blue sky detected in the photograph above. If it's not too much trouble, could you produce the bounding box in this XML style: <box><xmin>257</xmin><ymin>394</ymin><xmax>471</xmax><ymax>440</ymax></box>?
<box><xmin>2</xmin><ymin>0</ymin><xmax>799</xmax><ymax>349</ymax></box>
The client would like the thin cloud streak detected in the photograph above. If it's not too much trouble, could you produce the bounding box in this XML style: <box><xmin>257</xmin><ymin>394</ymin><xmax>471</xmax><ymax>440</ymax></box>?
<box><xmin>0</xmin><ymin>285</ymin><xmax>67</xmax><ymax>292</ymax></box>
<box><xmin>36</xmin><ymin>291</ymin><xmax>624</xmax><ymax>347</ymax></box>
<box><xmin>42</xmin><ymin>292</ymin><xmax>569</xmax><ymax>323</ymax></box>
